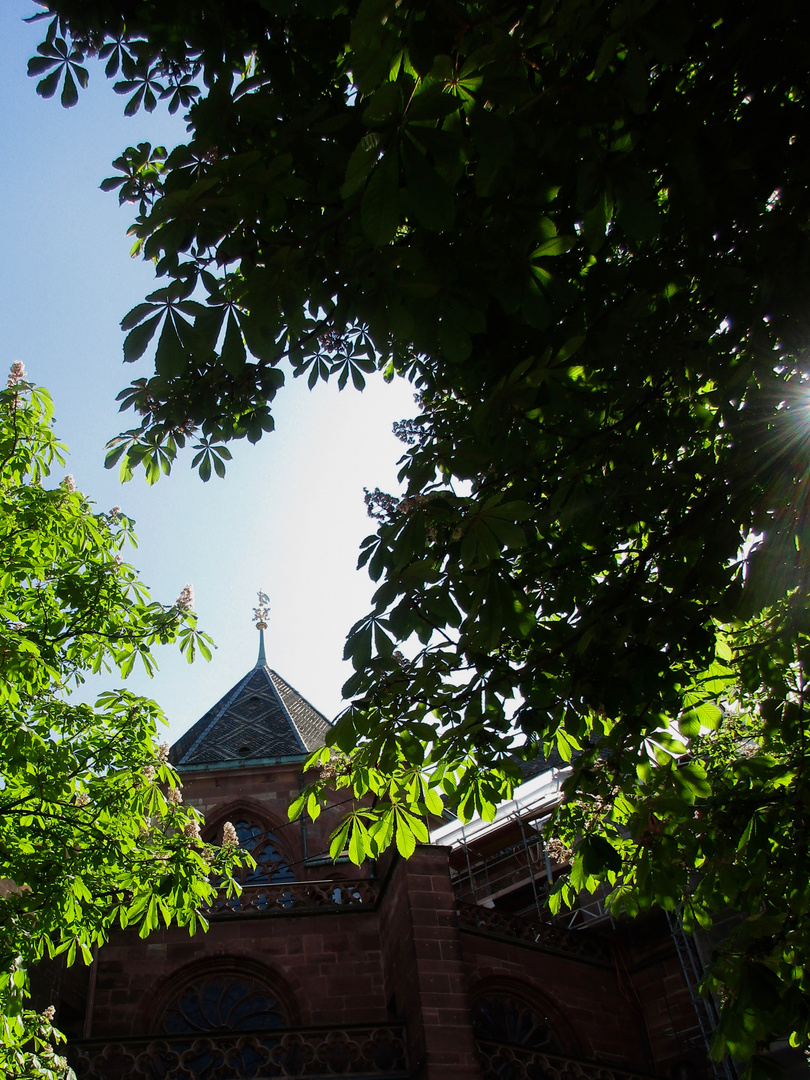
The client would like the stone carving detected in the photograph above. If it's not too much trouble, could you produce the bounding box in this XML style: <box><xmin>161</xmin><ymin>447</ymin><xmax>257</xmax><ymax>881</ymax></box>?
<box><xmin>472</xmin><ymin>993</ymin><xmax>557</xmax><ymax>1054</ymax></box>
<box><xmin>475</xmin><ymin>1043</ymin><xmax>656</xmax><ymax>1080</ymax></box>
<box><xmin>231</xmin><ymin>822</ymin><xmax>296</xmax><ymax>887</ymax></box>
<box><xmin>206</xmin><ymin>879</ymin><xmax>380</xmax><ymax>917</ymax></box>
<box><xmin>71</xmin><ymin>1025</ymin><xmax>408</xmax><ymax>1079</ymax></box>
<box><xmin>456</xmin><ymin>903</ymin><xmax>612</xmax><ymax>967</ymax></box>
<box><xmin>161</xmin><ymin>975</ymin><xmax>286</xmax><ymax>1035</ymax></box>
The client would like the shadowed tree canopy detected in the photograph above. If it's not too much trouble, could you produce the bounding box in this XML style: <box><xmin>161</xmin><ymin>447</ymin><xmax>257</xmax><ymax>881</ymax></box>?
<box><xmin>27</xmin><ymin>0</ymin><xmax>810</xmax><ymax>1069</ymax></box>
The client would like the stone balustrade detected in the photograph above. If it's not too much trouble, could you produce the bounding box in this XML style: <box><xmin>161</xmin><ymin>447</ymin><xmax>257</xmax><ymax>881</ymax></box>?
<box><xmin>71</xmin><ymin>1023</ymin><xmax>409</xmax><ymax>1079</ymax></box>
<box><xmin>456</xmin><ymin>901</ymin><xmax>612</xmax><ymax>967</ymax></box>
<box><xmin>205</xmin><ymin>879</ymin><xmax>380</xmax><ymax>916</ymax></box>
<box><xmin>476</xmin><ymin>1042</ymin><xmax>658</xmax><ymax>1080</ymax></box>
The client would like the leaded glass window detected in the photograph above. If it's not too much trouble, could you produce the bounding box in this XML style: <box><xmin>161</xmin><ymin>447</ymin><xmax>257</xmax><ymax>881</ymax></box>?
<box><xmin>234</xmin><ymin>820</ymin><xmax>295</xmax><ymax>884</ymax></box>
<box><xmin>473</xmin><ymin>993</ymin><xmax>560</xmax><ymax>1079</ymax></box>
<box><xmin>161</xmin><ymin>975</ymin><xmax>285</xmax><ymax>1035</ymax></box>
<box><xmin>472</xmin><ymin>993</ymin><xmax>556</xmax><ymax>1051</ymax></box>
<box><xmin>153</xmin><ymin>975</ymin><xmax>287</xmax><ymax>1080</ymax></box>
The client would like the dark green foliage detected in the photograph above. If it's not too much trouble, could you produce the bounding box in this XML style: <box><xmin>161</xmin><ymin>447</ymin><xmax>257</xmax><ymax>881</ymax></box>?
<box><xmin>27</xmin><ymin>0</ymin><xmax>810</xmax><ymax>1066</ymax></box>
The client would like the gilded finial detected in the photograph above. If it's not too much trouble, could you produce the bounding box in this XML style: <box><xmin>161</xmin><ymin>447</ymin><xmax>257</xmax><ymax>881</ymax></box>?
<box><xmin>253</xmin><ymin>590</ymin><xmax>270</xmax><ymax>631</ymax></box>
<box><xmin>253</xmin><ymin>591</ymin><xmax>270</xmax><ymax>667</ymax></box>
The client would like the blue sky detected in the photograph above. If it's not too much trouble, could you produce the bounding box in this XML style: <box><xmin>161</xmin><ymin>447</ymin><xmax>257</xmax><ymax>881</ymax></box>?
<box><xmin>1</xmin><ymin>1</ymin><xmax>417</xmax><ymax>739</ymax></box>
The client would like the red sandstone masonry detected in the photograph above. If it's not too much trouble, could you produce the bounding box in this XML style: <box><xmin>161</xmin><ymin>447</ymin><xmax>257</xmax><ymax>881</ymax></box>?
<box><xmin>70</xmin><ymin>752</ymin><xmax>710</xmax><ymax>1080</ymax></box>
<box><xmin>85</xmin><ymin>761</ymin><xmax>388</xmax><ymax>1040</ymax></box>
<box><xmin>379</xmin><ymin>846</ymin><xmax>483</xmax><ymax>1080</ymax></box>
<box><xmin>619</xmin><ymin>922</ymin><xmax>710</xmax><ymax>1079</ymax></box>
<box><xmin>460</xmin><ymin>931</ymin><xmax>650</xmax><ymax>1069</ymax></box>
<box><xmin>89</xmin><ymin>910</ymin><xmax>388</xmax><ymax>1037</ymax></box>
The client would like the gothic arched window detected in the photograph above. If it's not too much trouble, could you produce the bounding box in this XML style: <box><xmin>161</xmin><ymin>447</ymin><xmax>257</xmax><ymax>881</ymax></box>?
<box><xmin>472</xmin><ymin>993</ymin><xmax>556</xmax><ymax>1051</ymax></box>
<box><xmin>233</xmin><ymin>820</ymin><xmax>295</xmax><ymax>884</ymax></box>
<box><xmin>472</xmin><ymin>992</ymin><xmax>560</xmax><ymax>1080</ymax></box>
<box><xmin>161</xmin><ymin>975</ymin><xmax>286</xmax><ymax>1035</ymax></box>
<box><xmin>150</xmin><ymin>973</ymin><xmax>289</xmax><ymax>1080</ymax></box>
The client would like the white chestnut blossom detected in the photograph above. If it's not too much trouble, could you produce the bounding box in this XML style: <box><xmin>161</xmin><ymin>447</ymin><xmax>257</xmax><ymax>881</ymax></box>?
<box><xmin>6</xmin><ymin>361</ymin><xmax>26</xmax><ymax>387</ymax></box>
<box><xmin>544</xmin><ymin>837</ymin><xmax>572</xmax><ymax>865</ymax></box>
<box><xmin>221</xmin><ymin>821</ymin><xmax>239</xmax><ymax>847</ymax></box>
<box><xmin>175</xmin><ymin>584</ymin><xmax>194</xmax><ymax>611</ymax></box>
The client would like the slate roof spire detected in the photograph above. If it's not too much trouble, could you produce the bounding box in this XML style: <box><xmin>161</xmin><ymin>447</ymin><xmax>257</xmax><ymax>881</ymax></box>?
<box><xmin>169</xmin><ymin>592</ymin><xmax>332</xmax><ymax>770</ymax></box>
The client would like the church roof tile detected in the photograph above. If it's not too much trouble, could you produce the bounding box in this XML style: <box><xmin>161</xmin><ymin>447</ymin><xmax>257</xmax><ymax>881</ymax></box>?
<box><xmin>169</xmin><ymin>662</ymin><xmax>332</xmax><ymax>769</ymax></box>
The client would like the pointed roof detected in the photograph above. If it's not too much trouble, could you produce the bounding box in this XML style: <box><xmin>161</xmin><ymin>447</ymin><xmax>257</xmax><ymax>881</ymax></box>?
<box><xmin>169</xmin><ymin>660</ymin><xmax>332</xmax><ymax>771</ymax></box>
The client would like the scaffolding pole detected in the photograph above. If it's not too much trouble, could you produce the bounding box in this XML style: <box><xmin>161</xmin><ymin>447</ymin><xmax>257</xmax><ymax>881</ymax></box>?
<box><xmin>513</xmin><ymin>797</ymin><xmax>545</xmax><ymax>921</ymax></box>
<box><xmin>458</xmin><ymin>819</ymin><xmax>478</xmax><ymax>903</ymax></box>
<box><xmin>666</xmin><ymin>910</ymin><xmax>736</xmax><ymax>1080</ymax></box>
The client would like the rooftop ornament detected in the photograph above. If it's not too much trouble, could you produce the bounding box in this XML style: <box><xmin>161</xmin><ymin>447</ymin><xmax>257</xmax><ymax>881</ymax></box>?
<box><xmin>253</xmin><ymin>590</ymin><xmax>270</xmax><ymax>666</ymax></box>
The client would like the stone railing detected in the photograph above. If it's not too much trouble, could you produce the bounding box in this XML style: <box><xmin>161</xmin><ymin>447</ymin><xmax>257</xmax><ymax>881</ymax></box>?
<box><xmin>206</xmin><ymin>879</ymin><xmax>380</xmax><ymax>917</ymax></box>
<box><xmin>457</xmin><ymin>902</ymin><xmax>612</xmax><ymax>967</ymax></box>
<box><xmin>71</xmin><ymin>1023</ymin><xmax>408</xmax><ymax>1079</ymax></box>
<box><xmin>476</xmin><ymin>1042</ymin><xmax>657</xmax><ymax>1080</ymax></box>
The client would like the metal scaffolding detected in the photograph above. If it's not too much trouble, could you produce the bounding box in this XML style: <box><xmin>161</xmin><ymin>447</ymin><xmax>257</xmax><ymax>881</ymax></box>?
<box><xmin>666</xmin><ymin>910</ymin><xmax>736</xmax><ymax>1080</ymax></box>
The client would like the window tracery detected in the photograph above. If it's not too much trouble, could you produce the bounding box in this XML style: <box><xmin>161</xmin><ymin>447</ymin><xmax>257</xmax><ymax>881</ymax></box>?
<box><xmin>233</xmin><ymin>819</ymin><xmax>295</xmax><ymax>884</ymax></box>
<box><xmin>160</xmin><ymin>974</ymin><xmax>286</xmax><ymax>1035</ymax></box>
<box><xmin>472</xmin><ymin>992</ymin><xmax>562</xmax><ymax>1080</ymax></box>
<box><xmin>472</xmin><ymin>992</ymin><xmax>556</xmax><ymax>1051</ymax></box>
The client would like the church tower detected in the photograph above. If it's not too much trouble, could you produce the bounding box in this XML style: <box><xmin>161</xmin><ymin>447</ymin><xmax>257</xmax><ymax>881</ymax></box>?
<box><xmin>62</xmin><ymin>601</ymin><xmax>712</xmax><ymax>1080</ymax></box>
<box><xmin>169</xmin><ymin>610</ymin><xmax>332</xmax><ymax>772</ymax></box>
